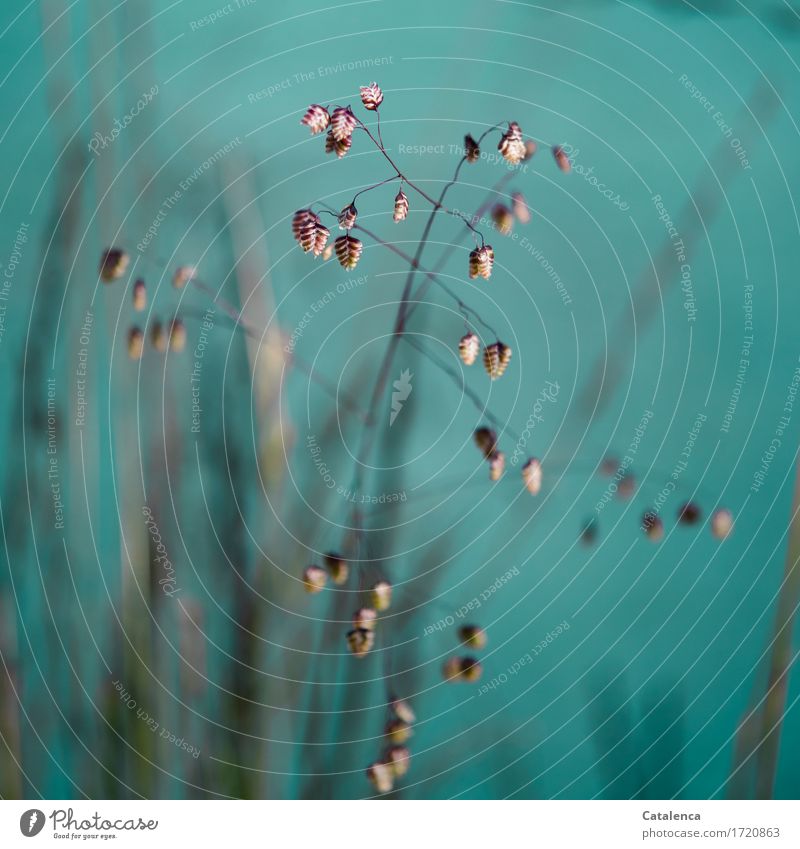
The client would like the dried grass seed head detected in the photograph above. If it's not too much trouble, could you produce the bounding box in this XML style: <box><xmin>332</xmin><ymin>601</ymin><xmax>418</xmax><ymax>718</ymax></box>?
<box><xmin>353</xmin><ymin>607</ymin><xmax>378</xmax><ymax>630</ymax></box>
<box><xmin>459</xmin><ymin>332</ymin><xmax>480</xmax><ymax>366</ymax></box>
<box><xmin>168</xmin><ymin>318</ymin><xmax>186</xmax><ymax>352</ymax></box>
<box><xmin>303</xmin><ymin>565</ymin><xmax>327</xmax><ymax>593</ymax></box>
<box><xmin>444</xmin><ymin>656</ymin><xmax>482</xmax><ymax>682</ymax></box>
<box><xmin>324</xmin><ymin>551</ymin><xmax>349</xmax><ymax>585</ymax></box>
<box><xmin>338</xmin><ymin>203</ymin><xmax>358</xmax><ymax>230</ymax></box>
<box><xmin>347</xmin><ymin>627</ymin><xmax>375</xmax><ymax>657</ymax></box>
<box><xmin>522</xmin><ymin>457</ymin><xmax>542</xmax><ymax>495</ymax></box>
<box><xmin>132</xmin><ymin>278</ymin><xmax>146</xmax><ymax>311</ymax></box>
<box><xmin>468</xmin><ymin>244</ymin><xmax>494</xmax><ymax>280</ymax></box>
<box><xmin>492</xmin><ymin>204</ymin><xmax>513</xmax><ymax>236</ymax></box>
<box><xmin>151</xmin><ymin>321</ymin><xmax>167</xmax><ymax>352</ymax></box>
<box><xmin>292</xmin><ymin>209</ymin><xmax>321</xmax><ymax>253</ymax></box>
<box><xmin>325</xmin><ymin>129</ymin><xmax>352</xmax><ymax>158</ymax></box>
<box><xmin>677</xmin><ymin>502</ymin><xmax>702</xmax><ymax>525</ymax></box>
<box><xmin>371</xmin><ymin>579</ymin><xmax>392</xmax><ymax>611</ymax></box>
<box><xmin>366</xmin><ymin>761</ymin><xmax>394</xmax><ymax>794</ymax></box>
<box><xmin>312</xmin><ymin>223</ymin><xmax>330</xmax><ymax>257</ymax></box>
<box><xmin>359</xmin><ymin>82</ymin><xmax>383</xmax><ymax>110</ymax></box>
<box><xmin>301</xmin><ymin>104</ymin><xmax>330</xmax><ymax>135</ymax></box>
<box><xmin>642</xmin><ymin>511</ymin><xmax>664</xmax><ymax>542</ymax></box>
<box><xmin>100</xmin><ymin>248</ymin><xmax>129</xmax><ymax>282</ymax></box>
<box><xmin>711</xmin><ymin>508</ymin><xmax>734</xmax><ymax>540</ymax></box>
<box><xmin>474</xmin><ymin>426</ymin><xmax>498</xmax><ymax>459</ymax></box>
<box><xmin>334</xmin><ymin>234</ymin><xmax>363</xmax><ymax>270</ymax></box>
<box><xmin>498</xmin><ymin>122</ymin><xmax>526</xmax><ymax>165</ymax></box>
<box><xmin>172</xmin><ymin>265</ymin><xmax>196</xmax><ymax>289</ymax></box>
<box><xmin>464</xmin><ymin>134</ymin><xmax>480</xmax><ymax>163</ymax></box>
<box><xmin>489</xmin><ymin>450</ymin><xmax>506</xmax><ymax>481</ymax></box>
<box><xmin>512</xmin><ymin>191</ymin><xmax>531</xmax><ymax>223</ymax></box>
<box><xmin>390</xmin><ymin>697</ymin><xmax>416</xmax><ymax>724</ymax></box>
<box><xmin>393</xmin><ymin>188</ymin><xmax>409</xmax><ymax>222</ymax></box>
<box><xmin>458</xmin><ymin>624</ymin><xmax>487</xmax><ymax>650</ymax></box>
<box><xmin>483</xmin><ymin>341</ymin><xmax>511</xmax><ymax>379</ymax></box>
<box><xmin>385</xmin><ymin>746</ymin><xmax>410</xmax><ymax>778</ymax></box>
<box><xmin>331</xmin><ymin>106</ymin><xmax>357</xmax><ymax>141</ymax></box>
<box><xmin>127</xmin><ymin>327</ymin><xmax>144</xmax><ymax>359</ymax></box>
<box><xmin>385</xmin><ymin>719</ymin><xmax>412</xmax><ymax>744</ymax></box>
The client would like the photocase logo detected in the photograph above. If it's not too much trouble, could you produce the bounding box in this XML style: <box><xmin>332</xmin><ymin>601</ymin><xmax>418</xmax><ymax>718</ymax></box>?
<box><xmin>389</xmin><ymin>368</ymin><xmax>413</xmax><ymax>426</ymax></box>
<box><xmin>19</xmin><ymin>809</ymin><xmax>45</xmax><ymax>837</ymax></box>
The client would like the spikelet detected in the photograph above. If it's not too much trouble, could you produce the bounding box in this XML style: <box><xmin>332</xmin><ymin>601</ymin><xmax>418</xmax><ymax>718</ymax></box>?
<box><xmin>483</xmin><ymin>341</ymin><xmax>511</xmax><ymax>379</ymax></box>
<box><xmin>393</xmin><ymin>188</ymin><xmax>409</xmax><ymax>222</ymax></box>
<box><xmin>459</xmin><ymin>332</ymin><xmax>480</xmax><ymax>366</ymax></box>
<box><xmin>552</xmin><ymin>145</ymin><xmax>572</xmax><ymax>173</ymax></box>
<box><xmin>385</xmin><ymin>746</ymin><xmax>410</xmax><ymax>778</ymax></box>
<box><xmin>642</xmin><ymin>511</ymin><xmax>664</xmax><ymax>542</ymax></box>
<box><xmin>334</xmin><ymin>234</ymin><xmax>363</xmax><ymax>270</ymax></box>
<box><xmin>132</xmin><ymin>278</ymin><xmax>146</xmax><ymax>311</ymax></box>
<box><xmin>366</xmin><ymin>762</ymin><xmax>394</xmax><ymax>794</ymax></box>
<box><xmin>522</xmin><ymin>457</ymin><xmax>542</xmax><ymax>495</ymax></box>
<box><xmin>303</xmin><ymin>565</ymin><xmax>327</xmax><ymax>594</ymax></box>
<box><xmin>331</xmin><ymin>106</ymin><xmax>357</xmax><ymax>141</ymax></box>
<box><xmin>99</xmin><ymin>248</ymin><xmax>129</xmax><ymax>282</ymax></box>
<box><xmin>474</xmin><ymin>426</ymin><xmax>498</xmax><ymax>459</ymax></box>
<box><xmin>151</xmin><ymin>321</ymin><xmax>167</xmax><ymax>352</ymax></box>
<box><xmin>371</xmin><ymin>580</ymin><xmax>392</xmax><ymax>611</ymax></box>
<box><xmin>390</xmin><ymin>697</ymin><xmax>416</xmax><ymax>724</ymax></box>
<box><xmin>325</xmin><ymin>129</ymin><xmax>351</xmax><ymax>158</ymax></box>
<box><xmin>312</xmin><ymin>223</ymin><xmax>330</xmax><ymax>257</ymax></box>
<box><xmin>511</xmin><ymin>191</ymin><xmax>531</xmax><ymax>223</ymax></box>
<box><xmin>523</xmin><ymin>139</ymin><xmax>537</xmax><ymax>161</ymax></box>
<box><xmin>458</xmin><ymin>625</ymin><xmax>487</xmax><ymax>650</ymax></box>
<box><xmin>300</xmin><ymin>104</ymin><xmax>330</xmax><ymax>135</ymax></box>
<box><xmin>711</xmin><ymin>508</ymin><xmax>734</xmax><ymax>540</ymax></box>
<box><xmin>489</xmin><ymin>451</ymin><xmax>505</xmax><ymax>481</ymax></box>
<box><xmin>127</xmin><ymin>327</ymin><xmax>144</xmax><ymax>360</ymax></box>
<box><xmin>468</xmin><ymin>245</ymin><xmax>494</xmax><ymax>279</ymax></box>
<box><xmin>322</xmin><ymin>243</ymin><xmax>334</xmax><ymax>261</ymax></box>
<box><xmin>359</xmin><ymin>82</ymin><xmax>383</xmax><ymax>110</ymax></box>
<box><xmin>172</xmin><ymin>265</ymin><xmax>196</xmax><ymax>289</ymax></box>
<box><xmin>385</xmin><ymin>720</ymin><xmax>411</xmax><ymax>744</ymax></box>
<box><xmin>492</xmin><ymin>204</ymin><xmax>513</xmax><ymax>236</ymax></box>
<box><xmin>353</xmin><ymin>608</ymin><xmax>377</xmax><ymax>630</ymax></box>
<box><xmin>677</xmin><ymin>502</ymin><xmax>701</xmax><ymax>526</ymax></box>
<box><xmin>338</xmin><ymin>203</ymin><xmax>357</xmax><ymax>230</ymax></box>
<box><xmin>292</xmin><ymin>209</ymin><xmax>321</xmax><ymax>252</ymax></box>
<box><xmin>168</xmin><ymin>318</ymin><xmax>186</xmax><ymax>352</ymax></box>
<box><xmin>347</xmin><ymin>627</ymin><xmax>374</xmax><ymax>657</ymax></box>
<box><xmin>443</xmin><ymin>656</ymin><xmax>482</xmax><ymax>682</ymax></box>
<box><xmin>498</xmin><ymin>122</ymin><xmax>525</xmax><ymax>165</ymax></box>
<box><xmin>323</xmin><ymin>551</ymin><xmax>348</xmax><ymax>585</ymax></box>
<box><xmin>464</xmin><ymin>133</ymin><xmax>480</xmax><ymax>163</ymax></box>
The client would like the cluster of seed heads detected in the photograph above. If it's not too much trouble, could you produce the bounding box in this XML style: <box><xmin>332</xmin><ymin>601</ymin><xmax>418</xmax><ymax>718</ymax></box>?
<box><xmin>366</xmin><ymin>697</ymin><xmax>412</xmax><ymax>794</ymax></box>
<box><xmin>640</xmin><ymin>503</ymin><xmax>734</xmax><ymax>543</ymax></box>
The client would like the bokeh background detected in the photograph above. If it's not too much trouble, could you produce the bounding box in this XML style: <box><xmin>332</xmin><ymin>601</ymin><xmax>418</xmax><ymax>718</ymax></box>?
<box><xmin>1</xmin><ymin>0</ymin><xmax>799</xmax><ymax>799</ymax></box>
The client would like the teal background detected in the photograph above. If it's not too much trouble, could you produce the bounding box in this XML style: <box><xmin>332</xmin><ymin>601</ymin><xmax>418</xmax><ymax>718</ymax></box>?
<box><xmin>0</xmin><ymin>0</ymin><xmax>799</xmax><ymax>799</ymax></box>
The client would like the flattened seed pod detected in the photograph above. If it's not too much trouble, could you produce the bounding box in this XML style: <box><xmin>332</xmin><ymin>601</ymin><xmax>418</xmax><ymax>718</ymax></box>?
<box><xmin>338</xmin><ymin>203</ymin><xmax>357</xmax><ymax>230</ymax></box>
<box><xmin>498</xmin><ymin>122</ymin><xmax>526</xmax><ymax>164</ymax></box>
<box><xmin>464</xmin><ymin>133</ymin><xmax>480</xmax><ymax>163</ymax></box>
<box><xmin>325</xmin><ymin>129</ymin><xmax>351</xmax><ymax>158</ymax></box>
<box><xmin>511</xmin><ymin>191</ymin><xmax>531</xmax><ymax>223</ymax></box>
<box><xmin>300</xmin><ymin>104</ymin><xmax>330</xmax><ymax>135</ymax></box>
<box><xmin>385</xmin><ymin>719</ymin><xmax>411</xmax><ymax>744</ymax></box>
<box><xmin>292</xmin><ymin>209</ymin><xmax>321</xmax><ymax>252</ymax></box>
<box><xmin>331</xmin><ymin>106</ymin><xmax>357</xmax><ymax>141</ymax></box>
<box><xmin>303</xmin><ymin>565</ymin><xmax>327</xmax><ymax>594</ymax></box>
<box><xmin>371</xmin><ymin>580</ymin><xmax>392</xmax><ymax>611</ymax></box>
<box><xmin>99</xmin><ymin>248</ymin><xmax>129</xmax><ymax>282</ymax></box>
<box><xmin>390</xmin><ymin>697</ymin><xmax>415</xmax><ymax>724</ymax></box>
<box><xmin>552</xmin><ymin>145</ymin><xmax>572</xmax><ymax>173</ymax></box>
<box><xmin>483</xmin><ymin>341</ymin><xmax>511</xmax><ymax>379</ymax></box>
<box><xmin>359</xmin><ymin>82</ymin><xmax>383</xmax><ymax>110</ymax></box>
<box><xmin>522</xmin><ymin>457</ymin><xmax>542</xmax><ymax>495</ymax></box>
<box><xmin>323</xmin><ymin>551</ymin><xmax>349</xmax><ymax>585</ymax></box>
<box><xmin>642</xmin><ymin>511</ymin><xmax>664</xmax><ymax>542</ymax></box>
<box><xmin>172</xmin><ymin>265</ymin><xmax>196</xmax><ymax>289</ymax></box>
<box><xmin>132</xmin><ymin>278</ymin><xmax>146</xmax><ymax>311</ymax></box>
<box><xmin>393</xmin><ymin>188</ymin><xmax>409</xmax><ymax>222</ymax></box>
<box><xmin>711</xmin><ymin>508</ymin><xmax>734</xmax><ymax>540</ymax></box>
<box><xmin>151</xmin><ymin>321</ymin><xmax>167</xmax><ymax>352</ymax></box>
<box><xmin>312</xmin><ymin>223</ymin><xmax>330</xmax><ymax>257</ymax></box>
<box><xmin>334</xmin><ymin>234</ymin><xmax>363</xmax><ymax>270</ymax></box>
<box><xmin>468</xmin><ymin>245</ymin><xmax>494</xmax><ymax>280</ymax></box>
<box><xmin>459</xmin><ymin>332</ymin><xmax>480</xmax><ymax>366</ymax></box>
<box><xmin>474</xmin><ymin>426</ymin><xmax>498</xmax><ymax>458</ymax></box>
<box><xmin>677</xmin><ymin>502</ymin><xmax>702</xmax><ymax>526</ymax></box>
<box><xmin>444</xmin><ymin>656</ymin><xmax>482</xmax><ymax>682</ymax></box>
<box><xmin>459</xmin><ymin>625</ymin><xmax>487</xmax><ymax>650</ymax></box>
<box><xmin>385</xmin><ymin>746</ymin><xmax>410</xmax><ymax>778</ymax></box>
<box><xmin>347</xmin><ymin>627</ymin><xmax>374</xmax><ymax>657</ymax></box>
<box><xmin>127</xmin><ymin>327</ymin><xmax>144</xmax><ymax>360</ymax></box>
<box><xmin>366</xmin><ymin>762</ymin><xmax>394</xmax><ymax>794</ymax></box>
<box><xmin>489</xmin><ymin>451</ymin><xmax>505</xmax><ymax>481</ymax></box>
<box><xmin>353</xmin><ymin>608</ymin><xmax>377</xmax><ymax>630</ymax></box>
<box><xmin>168</xmin><ymin>318</ymin><xmax>186</xmax><ymax>352</ymax></box>
<box><xmin>492</xmin><ymin>204</ymin><xmax>513</xmax><ymax>236</ymax></box>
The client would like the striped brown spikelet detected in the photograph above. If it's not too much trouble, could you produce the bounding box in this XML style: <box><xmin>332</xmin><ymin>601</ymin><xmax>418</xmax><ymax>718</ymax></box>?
<box><xmin>366</xmin><ymin>761</ymin><xmax>394</xmax><ymax>794</ymax></box>
<box><xmin>312</xmin><ymin>223</ymin><xmax>329</xmax><ymax>257</ymax></box>
<box><xmin>464</xmin><ymin>133</ymin><xmax>480</xmax><ymax>163</ymax></box>
<box><xmin>292</xmin><ymin>209</ymin><xmax>321</xmax><ymax>252</ymax></box>
<box><xmin>483</xmin><ymin>341</ymin><xmax>511</xmax><ymax>379</ymax></box>
<box><xmin>492</xmin><ymin>204</ymin><xmax>513</xmax><ymax>236</ymax></box>
<box><xmin>303</xmin><ymin>566</ymin><xmax>327</xmax><ymax>593</ymax></box>
<box><xmin>498</xmin><ymin>121</ymin><xmax>526</xmax><ymax>164</ymax></box>
<box><xmin>132</xmin><ymin>278</ymin><xmax>146</xmax><ymax>311</ymax></box>
<box><xmin>325</xmin><ymin>129</ymin><xmax>351</xmax><ymax>158</ymax></box>
<box><xmin>334</xmin><ymin>234</ymin><xmax>363</xmax><ymax>270</ymax></box>
<box><xmin>359</xmin><ymin>82</ymin><xmax>383</xmax><ymax>110</ymax></box>
<box><xmin>127</xmin><ymin>327</ymin><xmax>144</xmax><ymax>360</ymax></box>
<box><xmin>512</xmin><ymin>191</ymin><xmax>531</xmax><ymax>223</ymax></box>
<box><xmin>353</xmin><ymin>608</ymin><xmax>377</xmax><ymax>630</ymax></box>
<box><xmin>168</xmin><ymin>318</ymin><xmax>186</xmax><ymax>352</ymax></box>
<box><xmin>385</xmin><ymin>746</ymin><xmax>410</xmax><ymax>778</ymax></box>
<box><xmin>489</xmin><ymin>450</ymin><xmax>505</xmax><ymax>481</ymax></box>
<box><xmin>347</xmin><ymin>627</ymin><xmax>374</xmax><ymax>658</ymax></box>
<box><xmin>99</xmin><ymin>248</ymin><xmax>129</xmax><ymax>282</ymax></box>
<box><xmin>552</xmin><ymin>145</ymin><xmax>572</xmax><ymax>173</ymax></box>
<box><xmin>324</xmin><ymin>552</ymin><xmax>349</xmax><ymax>585</ymax></box>
<box><xmin>642</xmin><ymin>511</ymin><xmax>664</xmax><ymax>542</ymax></box>
<box><xmin>300</xmin><ymin>104</ymin><xmax>330</xmax><ymax>135</ymax></box>
<box><xmin>459</xmin><ymin>331</ymin><xmax>480</xmax><ymax>366</ymax></box>
<box><xmin>459</xmin><ymin>625</ymin><xmax>487</xmax><ymax>650</ymax></box>
<box><xmin>151</xmin><ymin>321</ymin><xmax>167</xmax><ymax>352</ymax></box>
<box><xmin>468</xmin><ymin>244</ymin><xmax>494</xmax><ymax>279</ymax></box>
<box><xmin>331</xmin><ymin>106</ymin><xmax>357</xmax><ymax>141</ymax></box>
<box><xmin>338</xmin><ymin>203</ymin><xmax>357</xmax><ymax>230</ymax></box>
<box><xmin>393</xmin><ymin>188</ymin><xmax>409</xmax><ymax>222</ymax></box>
<box><xmin>522</xmin><ymin>457</ymin><xmax>542</xmax><ymax>495</ymax></box>
<box><xmin>474</xmin><ymin>426</ymin><xmax>498</xmax><ymax>459</ymax></box>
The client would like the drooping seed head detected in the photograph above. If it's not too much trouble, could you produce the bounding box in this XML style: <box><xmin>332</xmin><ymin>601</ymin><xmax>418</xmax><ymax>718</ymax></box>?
<box><xmin>324</xmin><ymin>129</ymin><xmax>351</xmax><ymax>158</ymax></box>
<box><xmin>127</xmin><ymin>327</ymin><xmax>144</xmax><ymax>359</ymax></box>
<box><xmin>292</xmin><ymin>209</ymin><xmax>322</xmax><ymax>253</ymax></box>
<box><xmin>302</xmin><ymin>565</ymin><xmax>327</xmax><ymax>594</ymax></box>
<box><xmin>385</xmin><ymin>746</ymin><xmax>410</xmax><ymax>778</ymax></box>
<box><xmin>522</xmin><ymin>457</ymin><xmax>542</xmax><ymax>495</ymax></box>
<box><xmin>323</xmin><ymin>552</ymin><xmax>349</xmax><ymax>585</ymax></box>
<box><xmin>132</xmin><ymin>278</ymin><xmax>146</xmax><ymax>311</ymax></box>
<box><xmin>393</xmin><ymin>188</ymin><xmax>409</xmax><ymax>222</ymax></box>
<box><xmin>338</xmin><ymin>203</ymin><xmax>358</xmax><ymax>230</ymax></box>
<box><xmin>151</xmin><ymin>321</ymin><xmax>167</xmax><ymax>352</ymax></box>
<box><xmin>491</xmin><ymin>204</ymin><xmax>513</xmax><ymax>236</ymax></box>
<box><xmin>711</xmin><ymin>508</ymin><xmax>734</xmax><ymax>540</ymax></box>
<box><xmin>468</xmin><ymin>244</ymin><xmax>494</xmax><ymax>280</ymax></box>
<box><xmin>552</xmin><ymin>145</ymin><xmax>572</xmax><ymax>173</ymax></box>
<box><xmin>347</xmin><ymin>627</ymin><xmax>374</xmax><ymax>657</ymax></box>
<box><xmin>390</xmin><ymin>697</ymin><xmax>416</xmax><ymax>724</ymax></box>
<box><xmin>312</xmin><ymin>223</ymin><xmax>330</xmax><ymax>257</ymax></box>
<box><xmin>474</xmin><ymin>426</ymin><xmax>498</xmax><ymax>459</ymax></box>
<box><xmin>371</xmin><ymin>579</ymin><xmax>392</xmax><ymax>611</ymax></box>
<box><xmin>359</xmin><ymin>82</ymin><xmax>383</xmax><ymax>110</ymax></box>
<box><xmin>459</xmin><ymin>332</ymin><xmax>480</xmax><ymax>366</ymax></box>
<box><xmin>642</xmin><ymin>511</ymin><xmax>664</xmax><ymax>542</ymax></box>
<box><xmin>300</xmin><ymin>104</ymin><xmax>330</xmax><ymax>135</ymax></box>
<box><xmin>677</xmin><ymin>502</ymin><xmax>702</xmax><ymax>526</ymax></box>
<box><xmin>385</xmin><ymin>719</ymin><xmax>411</xmax><ymax>744</ymax></box>
<box><xmin>99</xmin><ymin>248</ymin><xmax>129</xmax><ymax>282</ymax></box>
<box><xmin>172</xmin><ymin>265</ymin><xmax>196</xmax><ymax>289</ymax></box>
<box><xmin>464</xmin><ymin>133</ymin><xmax>480</xmax><ymax>163</ymax></box>
<box><xmin>334</xmin><ymin>234</ymin><xmax>363</xmax><ymax>270</ymax></box>
<box><xmin>444</xmin><ymin>656</ymin><xmax>482</xmax><ymax>682</ymax></box>
<box><xmin>168</xmin><ymin>318</ymin><xmax>186</xmax><ymax>352</ymax></box>
<box><xmin>511</xmin><ymin>191</ymin><xmax>531</xmax><ymax>223</ymax></box>
<box><xmin>483</xmin><ymin>341</ymin><xmax>511</xmax><ymax>379</ymax></box>
<box><xmin>489</xmin><ymin>450</ymin><xmax>506</xmax><ymax>481</ymax></box>
<box><xmin>331</xmin><ymin>106</ymin><xmax>357</xmax><ymax>141</ymax></box>
<box><xmin>458</xmin><ymin>624</ymin><xmax>487</xmax><ymax>650</ymax></box>
<box><xmin>353</xmin><ymin>608</ymin><xmax>377</xmax><ymax>630</ymax></box>
<box><xmin>498</xmin><ymin>122</ymin><xmax>526</xmax><ymax>164</ymax></box>
<box><xmin>366</xmin><ymin>761</ymin><xmax>394</xmax><ymax>794</ymax></box>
